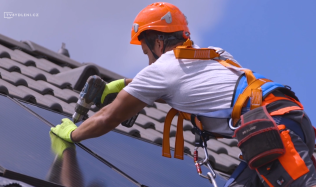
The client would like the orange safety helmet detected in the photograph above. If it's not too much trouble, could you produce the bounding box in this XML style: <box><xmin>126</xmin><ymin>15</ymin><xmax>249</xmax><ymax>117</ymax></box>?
<box><xmin>130</xmin><ymin>2</ymin><xmax>190</xmax><ymax>45</ymax></box>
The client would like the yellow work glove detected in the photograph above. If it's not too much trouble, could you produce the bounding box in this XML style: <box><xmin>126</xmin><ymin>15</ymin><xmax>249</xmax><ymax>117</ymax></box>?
<box><xmin>49</xmin><ymin>131</ymin><xmax>75</xmax><ymax>158</ymax></box>
<box><xmin>50</xmin><ymin>118</ymin><xmax>77</xmax><ymax>143</ymax></box>
<box><xmin>100</xmin><ymin>79</ymin><xmax>125</xmax><ymax>104</ymax></box>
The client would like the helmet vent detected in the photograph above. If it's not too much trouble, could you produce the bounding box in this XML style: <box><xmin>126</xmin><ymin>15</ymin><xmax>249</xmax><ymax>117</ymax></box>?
<box><xmin>161</xmin><ymin>12</ymin><xmax>172</xmax><ymax>24</ymax></box>
<box><xmin>152</xmin><ymin>3</ymin><xmax>164</xmax><ymax>7</ymax></box>
<box><xmin>133</xmin><ymin>23</ymin><xmax>139</xmax><ymax>33</ymax></box>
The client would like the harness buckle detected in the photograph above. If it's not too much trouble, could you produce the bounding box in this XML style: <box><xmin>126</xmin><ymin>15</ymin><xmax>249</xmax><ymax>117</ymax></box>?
<box><xmin>229</xmin><ymin>118</ymin><xmax>240</xmax><ymax>130</ymax></box>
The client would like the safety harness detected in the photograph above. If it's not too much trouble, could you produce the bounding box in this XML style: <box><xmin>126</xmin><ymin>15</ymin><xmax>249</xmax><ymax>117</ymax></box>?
<box><xmin>161</xmin><ymin>39</ymin><xmax>315</xmax><ymax>185</ymax></box>
<box><xmin>163</xmin><ymin>38</ymin><xmax>296</xmax><ymax>158</ymax></box>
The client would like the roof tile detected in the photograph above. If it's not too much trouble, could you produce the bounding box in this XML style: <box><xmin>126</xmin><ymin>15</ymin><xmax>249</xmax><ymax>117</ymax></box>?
<box><xmin>0</xmin><ymin>79</ymin><xmax>10</xmax><ymax>95</ymax></box>
<box><xmin>135</xmin><ymin>113</ymin><xmax>157</xmax><ymax>129</ymax></box>
<box><xmin>0</xmin><ymin>58</ymin><xmax>47</xmax><ymax>81</ymax></box>
<box><xmin>0</xmin><ymin>58</ymin><xmax>71</xmax><ymax>88</ymax></box>
<box><xmin>37</xmin><ymin>80</ymin><xmax>77</xmax><ymax>103</ymax></box>
<box><xmin>207</xmin><ymin>139</ymin><xmax>229</xmax><ymax>154</ymax></box>
<box><xmin>132</xmin><ymin>125</ymin><xmax>163</xmax><ymax>145</ymax></box>
<box><xmin>0</xmin><ymin>79</ymin><xmax>36</xmax><ymax>103</ymax></box>
<box><xmin>143</xmin><ymin>107</ymin><xmax>167</xmax><ymax>122</ymax></box>
<box><xmin>153</xmin><ymin>102</ymin><xmax>172</xmax><ymax>113</ymax></box>
<box><xmin>183</xmin><ymin>131</ymin><xmax>196</xmax><ymax>144</ymax></box>
<box><xmin>213</xmin><ymin>153</ymin><xmax>239</xmax><ymax>173</ymax></box>
<box><xmin>218</xmin><ymin>138</ymin><xmax>238</xmax><ymax>147</ymax></box>
<box><xmin>17</xmin><ymin>85</ymin><xmax>63</xmax><ymax>112</ymax></box>
<box><xmin>208</xmin><ymin>139</ymin><xmax>240</xmax><ymax>159</ymax></box>
<box><xmin>115</xmin><ymin>125</ymin><xmax>141</xmax><ymax>138</ymax></box>
<box><xmin>0</xmin><ymin>44</ymin><xmax>15</xmax><ymax>58</ymax></box>
<box><xmin>12</xmin><ymin>49</ymin><xmax>63</xmax><ymax>74</ymax></box>
<box><xmin>10</xmin><ymin>72</ymin><xmax>54</xmax><ymax>95</ymax></box>
<box><xmin>0</xmin><ymin>58</ymin><xmax>22</xmax><ymax>72</ymax></box>
<box><xmin>0</xmin><ymin>68</ymin><xmax>27</xmax><ymax>86</ymax></box>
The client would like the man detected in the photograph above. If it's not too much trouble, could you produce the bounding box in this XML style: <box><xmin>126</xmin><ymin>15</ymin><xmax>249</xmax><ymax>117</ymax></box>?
<box><xmin>51</xmin><ymin>2</ymin><xmax>316</xmax><ymax>186</ymax></box>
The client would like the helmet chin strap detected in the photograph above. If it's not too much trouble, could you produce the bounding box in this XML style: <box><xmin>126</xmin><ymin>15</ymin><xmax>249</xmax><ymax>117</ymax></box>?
<box><xmin>162</xmin><ymin>39</ymin><xmax>169</xmax><ymax>54</ymax></box>
<box><xmin>143</xmin><ymin>32</ymin><xmax>159</xmax><ymax>60</ymax></box>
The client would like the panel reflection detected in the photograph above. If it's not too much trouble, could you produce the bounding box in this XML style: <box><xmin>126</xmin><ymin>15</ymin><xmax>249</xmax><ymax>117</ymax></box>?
<box><xmin>0</xmin><ymin>96</ymin><xmax>135</xmax><ymax>187</ymax></box>
<box><xmin>22</xmin><ymin>101</ymin><xmax>227</xmax><ymax>187</ymax></box>
<box><xmin>47</xmin><ymin>132</ymin><xmax>84</xmax><ymax>187</ymax></box>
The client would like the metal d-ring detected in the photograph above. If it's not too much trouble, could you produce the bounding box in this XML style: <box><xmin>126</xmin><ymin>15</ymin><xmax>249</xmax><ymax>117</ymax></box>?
<box><xmin>228</xmin><ymin>118</ymin><xmax>240</xmax><ymax>130</ymax></box>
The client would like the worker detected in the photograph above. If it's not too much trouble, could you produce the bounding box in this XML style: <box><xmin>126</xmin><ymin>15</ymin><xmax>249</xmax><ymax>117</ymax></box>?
<box><xmin>51</xmin><ymin>2</ymin><xmax>316</xmax><ymax>186</ymax></box>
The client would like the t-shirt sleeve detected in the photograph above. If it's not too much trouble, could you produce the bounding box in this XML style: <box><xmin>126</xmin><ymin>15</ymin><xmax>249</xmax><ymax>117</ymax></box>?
<box><xmin>123</xmin><ymin>63</ymin><xmax>167</xmax><ymax>105</ymax></box>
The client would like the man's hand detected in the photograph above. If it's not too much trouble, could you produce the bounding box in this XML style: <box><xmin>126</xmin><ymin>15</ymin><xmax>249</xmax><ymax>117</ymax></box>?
<box><xmin>100</xmin><ymin>79</ymin><xmax>125</xmax><ymax>104</ymax></box>
<box><xmin>71</xmin><ymin>90</ymin><xmax>147</xmax><ymax>142</ymax></box>
<box><xmin>49</xmin><ymin>131</ymin><xmax>75</xmax><ymax>157</ymax></box>
<box><xmin>50</xmin><ymin>118</ymin><xmax>78</xmax><ymax>143</ymax></box>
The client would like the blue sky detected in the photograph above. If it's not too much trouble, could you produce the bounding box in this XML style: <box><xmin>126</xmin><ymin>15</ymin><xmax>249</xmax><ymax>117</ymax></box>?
<box><xmin>208</xmin><ymin>0</ymin><xmax>316</xmax><ymax>126</ymax></box>
<box><xmin>1</xmin><ymin>0</ymin><xmax>315</xmax><ymax>126</ymax></box>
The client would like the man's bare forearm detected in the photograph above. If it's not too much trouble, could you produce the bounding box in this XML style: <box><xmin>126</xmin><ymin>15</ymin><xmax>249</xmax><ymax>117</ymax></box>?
<box><xmin>71</xmin><ymin>79</ymin><xmax>133</xmax><ymax>142</ymax></box>
<box><xmin>71</xmin><ymin>105</ymin><xmax>119</xmax><ymax>142</ymax></box>
<box><xmin>71</xmin><ymin>90</ymin><xmax>147</xmax><ymax>143</ymax></box>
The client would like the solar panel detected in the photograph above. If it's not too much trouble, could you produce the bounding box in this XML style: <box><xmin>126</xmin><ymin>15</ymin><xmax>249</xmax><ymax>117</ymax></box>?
<box><xmin>22</xmin><ymin>101</ymin><xmax>227</xmax><ymax>187</ymax></box>
<box><xmin>0</xmin><ymin>95</ymin><xmax>136</xmax><ymax>187</ymax></box>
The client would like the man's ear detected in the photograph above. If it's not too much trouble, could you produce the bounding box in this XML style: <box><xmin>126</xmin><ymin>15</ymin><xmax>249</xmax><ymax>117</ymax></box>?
<box><xmin>156</xmin><ymin>39</ymin><xmax>164</xmax><ymax>53</ymax></box>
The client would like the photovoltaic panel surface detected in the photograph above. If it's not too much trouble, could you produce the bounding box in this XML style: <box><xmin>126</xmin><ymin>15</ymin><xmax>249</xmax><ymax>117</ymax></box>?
<box><xmin>0</xmin><ymin>96</ymin><xmax>136</xmax><ymax>187</ymax></box>
<box><xmin>22</xmin><ymin>102</ymin><xmax>227</xmax><ymax>187</ymax></box>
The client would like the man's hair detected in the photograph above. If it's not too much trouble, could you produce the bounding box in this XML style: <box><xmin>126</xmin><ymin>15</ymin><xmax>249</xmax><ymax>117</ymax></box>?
<box><xmin>138</xmin><ymin>30</ymin><xmax>187</xmax><ymax>50</ymax></box>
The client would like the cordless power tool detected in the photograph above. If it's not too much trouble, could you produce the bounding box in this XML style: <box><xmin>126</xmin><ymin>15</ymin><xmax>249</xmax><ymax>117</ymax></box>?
<box><xmin>72</xmin><ymin>75</ymin><xmax>138</xmax><ymax>127</ymax></box>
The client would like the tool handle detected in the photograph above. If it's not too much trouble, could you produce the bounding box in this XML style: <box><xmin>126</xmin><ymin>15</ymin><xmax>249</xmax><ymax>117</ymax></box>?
<box><xmin>121</xmin><ymin>112</ymin><xmax>139</xmax><ymax>128</ymax></box>
<box><xmin>97</xmin><ymin>92</ymin><xmax>138</xmax><ymax>128</ymax></box>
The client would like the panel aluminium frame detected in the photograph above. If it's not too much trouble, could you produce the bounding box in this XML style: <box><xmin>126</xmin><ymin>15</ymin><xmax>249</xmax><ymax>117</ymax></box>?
<box><xmin>0</xmin><ymin>94</ymin><xmax>139</xmax><ymax>187</ymax></box>
<box><xmin>21</xmin><ymin>100</ymin><xmax>228</xmax><ymax>187</ymax></box>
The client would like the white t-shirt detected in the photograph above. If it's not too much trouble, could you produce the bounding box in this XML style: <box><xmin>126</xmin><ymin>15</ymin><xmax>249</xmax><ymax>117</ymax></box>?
<box><xmin>124</xmin><ymin>46</ymin><xmax>241</xmax><ymax>114</ymax></box>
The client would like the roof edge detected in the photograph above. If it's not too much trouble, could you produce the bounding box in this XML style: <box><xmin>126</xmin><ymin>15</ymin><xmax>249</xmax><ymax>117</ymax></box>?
<box><xmin>22</xmin><ymin>40</ymin><xmax>81</xmax><ymax>68</ymax></box>
<box><xmin>0</xmin><ymin>33</ymin><xmax>32</xmax><ymax>52</ymax></box>
<box><xmin>83</xmin><ymin>62</ymin><xmax>125</xmax><ymax>82</ymax></box>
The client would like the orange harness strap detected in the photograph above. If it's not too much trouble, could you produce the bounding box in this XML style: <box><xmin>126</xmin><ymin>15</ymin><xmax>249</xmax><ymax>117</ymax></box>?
<box><xmin>174</xmin><ymin>47</ymin><xmax>220</xmax><ymax>59</ymax></box>
<box><xmin>214</xmin><ymin>59</ymin><xmax>242</xmax><ymax>68</ymax></box>
<box><xmin>262</xmin><ymin>94</ymin><xmax>304</xmax><ymax>109</ymax></box>
<box><xmin>174</xmin><ymin>112</ymin><xmax>185</xmax><ymax>159</ymax></box>
<box><xmin>163</xmin><ymin>108</ymin><xmax>178</xmax><ymax>158</ymax></box>
<box><xmin>232</xmin><ymin>78</ymin><xmax>272</xmax><ymax>125</ymax></box>
<box><xmin>262</xmin><ymin>92</ymin><xmax>304</xmax><ymax>116</ymax></box>
<box><xmin>163</xmin><ymin>108</ymin><xmax>191</xmax><ymax>160</ymax></box>
<box><xmin>214</xmin><ymin>59</ymin><xmax>258</xmax><ymax>86</ymax></box>
<box><xmin>173</xmin><ymin>39</ymin><xmax>220</xmax><ymax>60</ymax></box>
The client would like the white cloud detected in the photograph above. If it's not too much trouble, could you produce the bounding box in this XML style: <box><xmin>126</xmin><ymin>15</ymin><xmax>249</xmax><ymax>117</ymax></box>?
<box><xmin>0</xmin><ymin>0</ymin><xmax>228</xmax><ymax>77</ymax></box>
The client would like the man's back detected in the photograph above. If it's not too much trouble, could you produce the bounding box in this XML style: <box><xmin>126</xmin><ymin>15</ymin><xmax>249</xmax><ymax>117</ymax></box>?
<box><xmin>124</xmin><ymin>46</ymin><xmax>240</xmax><ymax>114</ymax></box>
